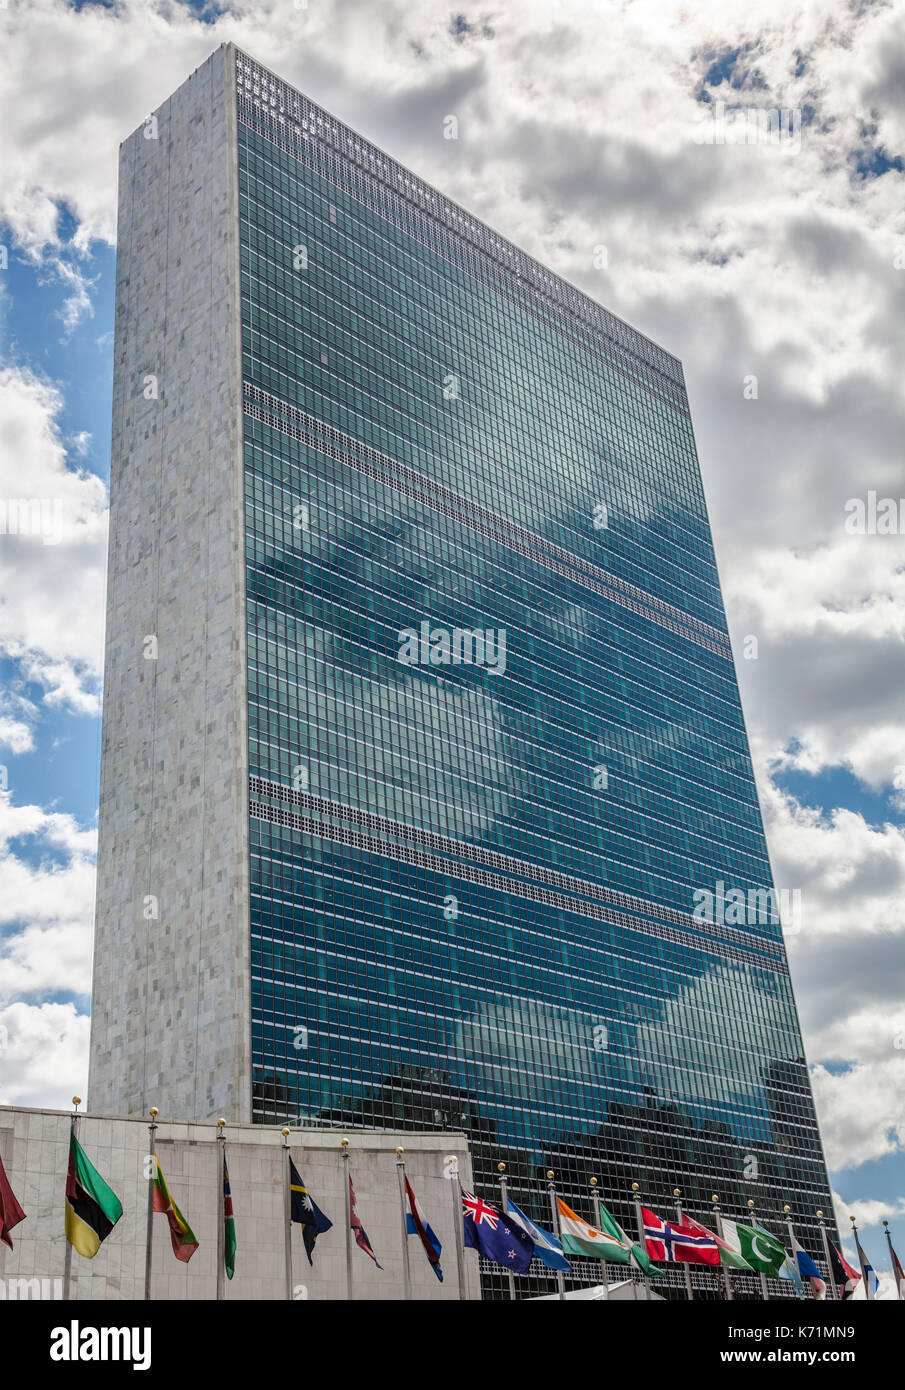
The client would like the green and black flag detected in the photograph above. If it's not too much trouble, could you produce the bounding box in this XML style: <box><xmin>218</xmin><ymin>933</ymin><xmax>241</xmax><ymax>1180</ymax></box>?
<box><xmin>289</xmin><ymin>1158</ymin><xmax>332</xmax><ymax>1263</ymax></box>
<box><xmin>65</xmin><ymin>1133</ymin><xmax>123</xmax><ymax>1259</ymax></box>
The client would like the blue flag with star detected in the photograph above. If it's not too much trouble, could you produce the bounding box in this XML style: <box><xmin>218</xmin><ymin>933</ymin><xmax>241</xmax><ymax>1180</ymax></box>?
<box><xmin>288</xmin><ymin>1157</ymin><xmax>332</xmax><ymax>1264</ymax></box>
<box><xmin>462</xmin><ymin>1188</ymin><xmax>534</xmax><ymax>1273</ymax></box>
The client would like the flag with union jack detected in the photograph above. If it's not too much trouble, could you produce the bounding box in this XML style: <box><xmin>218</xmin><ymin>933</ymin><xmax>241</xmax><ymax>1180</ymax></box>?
<box><xmin>641</xmin><ymin>1206</ymin><xmax>720</xmax><ymax>1266</ymax></box>
<box><xmin>462</xmin><ymin>1188</ymin><xmax>534</xmax><ymax>1273</ymax></box>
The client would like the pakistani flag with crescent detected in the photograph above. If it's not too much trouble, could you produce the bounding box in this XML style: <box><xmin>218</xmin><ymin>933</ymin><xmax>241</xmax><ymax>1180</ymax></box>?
<box><xmin>724</xmin><ymin>1219</ymin><xmax>787</xmax><ymax>1276</ymax></box>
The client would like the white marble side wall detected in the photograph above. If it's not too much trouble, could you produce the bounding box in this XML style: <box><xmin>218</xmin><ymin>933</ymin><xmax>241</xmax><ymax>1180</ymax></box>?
<box><xmin>89</xmin><ymin>43</ymin><xmax>250</xmax><ymax>1122</ymax></box>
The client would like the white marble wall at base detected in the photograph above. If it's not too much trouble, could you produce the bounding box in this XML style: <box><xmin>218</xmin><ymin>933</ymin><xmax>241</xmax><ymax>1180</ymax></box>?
<box><xmin>0</xmin><ymin>1107</ymin><xmax>480</xmax><ymax>1301</ymax></box>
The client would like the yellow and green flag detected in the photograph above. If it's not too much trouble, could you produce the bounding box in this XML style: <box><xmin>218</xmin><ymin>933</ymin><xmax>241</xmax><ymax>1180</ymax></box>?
<box><xmin>65</xmin><ymin>1133</ymin><xmax>123</xmax><ymax>1259</ymax></box>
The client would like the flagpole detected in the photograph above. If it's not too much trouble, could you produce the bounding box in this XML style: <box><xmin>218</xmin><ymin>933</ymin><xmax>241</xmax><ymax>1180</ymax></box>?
<box><xmin>341</xmin><ymin>1138</ymin><xmax>353</xmax><ymax>1302</ymax></box>
<box><xmin>546</xmin><ymin>1171</ymin><xmax>565</xmax><ymax>1300</ymax></box>
<box><xmin>784</xmin><ymin>1205</ymin><xmax>804</xmax><ymax>1299</ymax></box>
<box><xmin>711</xmin><ymin>1194</ymin><xmax>733</xmax><ymax>1300</ymax></box>
<box><xmin>282</xmin><ymin>1127</ymin><xmax>293</xmax><ymax>1302</ymax></box>
<box><xmin>630</xmin><ymin>1182</ymin><xmax>651</xmax><ymax>1300</ymax></box>
<box><xmin>883</xmin><ymin>1219</ymin><xmax>903</xmax><ymax>1300</ymax></box>
<box><xmin>850</xmin><ymin>1215</ymin><xmax>871</xmax><ymax>1300</ymax></box>
<box><xmin>674</xmin><ymin>1189</ymin><xmax>693</xmax><ymax>1301</ymax></box>
<box><xmin>447</xmin><ymin>1154</ymin><xmax>466</xmax><ymax>1301</ymax></box>
<box><xmin>144</xmin><ymin>1106</ymin><xmax>158</xmax><ymax>1301</ymax></box>
<box><xmin>746</xmin><ymin>1198</ymin><xmax>770</xmax><ymax>1300</ymax></box>
<box><xmin>63</xmin><ymin>1094</ymin><xmax>81</xmax><ymax>1302</ymax></box>
<box><xmin>497</xmin><ymin>1163</ymin><xmax>516</xmax><ymax>1301</ymax></box>
<box><xmin>396</xmin><ymin>1147</ymin><xmax>412</xmax><ymax>1300</ymax></box>
<box><xmin>216</xmin><ymin>1118</ymin><xmax>226</xmax><ymax>1302</ymax></box>
<box><xmin>589</xmin><ymin>1177</ymin><xmax>610</xmax><ymax>1299</ymax></box>
<box><xmin>817</xmin><ymin>1208</ymin><xmax>837</xmax><ymax>1301</ymax></box>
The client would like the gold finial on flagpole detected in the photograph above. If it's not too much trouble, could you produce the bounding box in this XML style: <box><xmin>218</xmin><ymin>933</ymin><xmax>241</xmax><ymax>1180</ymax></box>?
<box><xmin>546</xmin><ymin>1170</ymin><xmax>554</xmax><ymax>1180</ymax></box>
<box><xmin>72</xmin><ymin>1096</ymin><xmax>82</xmax><ymax>1111</ymax></box>
<box><xmin>631</xmin><ymin>1181</ymin><xmax>640</xmax><ymax>1192</ymax></box>
<box><xmin>816</xmin><ymin>1209</ymin><xmax>823</xmax><ymax>1218</ymax></box>
<box><xmin>217</xmin><ymin>1117</ymin><xmax>226</xmax><ymax>1129</ymax></box>
<box><xmin>712</xmin><ymin>1194</ymin><xmax>719</xmax><ymax>1204</ymax></box>
<box><xmin>396</xmin><ymin>1146</ymin><xmax>404</xmax><ymax>1156</ymax></box>
<box><xmin>341</xmin><ymin>1137</ymin><xmax>349</xmax><ymax>1149</ymax></box>
<box><xmin>747</xmin><ymin>1199</ymin><xmax>755</xmax><ymax>1209</ymax></box>
<box><xmin>783</xmin><ymin>1205</ymin><xmax>791</xmax><ymax>1213</ymax></box>
<box><xmin>497</xmin><ymin>1162</ymin><xmax>506</xmax><ymax>1173</ymax></box>
<box><xmin>149</xmin><ymin>1106</ymin><xmax>158</xmax><ymax>1118</ymax></box>
<box><xmin>673</xmin><ymin>1188</ymin><xmax>681</xmax><ymax>1198</ymax></box>
<box><xmin>281</xmin><ymin>1126</ymin><xmax>290</xmax><ymax>1137</ymax></box>
<box><xmin>590</xmin><ymin>1176</ymin><xmax>598</xmax><ymax>1186</ymax></box>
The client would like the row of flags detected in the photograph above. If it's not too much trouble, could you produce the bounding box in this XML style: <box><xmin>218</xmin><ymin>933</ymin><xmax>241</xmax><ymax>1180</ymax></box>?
<box><xmin>0</xmin><ymin>1132</ymin><xmax>388</xmax><ymax>1286</ymax></box>
<box><xmin>463</xmin><ymin>1188</ymin><xmax>896</xmax><ymax>1301</ymax></box>
<box><xmin>0</xmin><ymin>1133</ymin><xmax>899</xmax><ymax>1300</ymax></box>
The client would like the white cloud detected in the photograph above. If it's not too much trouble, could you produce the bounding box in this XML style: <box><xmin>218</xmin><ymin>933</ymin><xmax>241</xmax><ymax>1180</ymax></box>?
<box><xmin>760</xmin><ymin>777</ymin><xmax>905</xmax><ymax>1173</ymax></box>
<box><xmin>765</xmin><ymin>780</ymin><xmax>905</xmax><ymax>939</ymax></box>
<box><xmin>892</xmin><ymin>766</ymin><xmax>905</xmax><ymax>813</ymax></box>
<box><xmin>0</xmin><ymin>718</ymin><xmax>33</xmax><ymax>756</ymax></box>
<box><xmin>0</xmin><ymin>1001</ymin><xmax>89</xmax><ymax>1110</ymax></box>
<box><xmin>0</xmin><ymin>788</ymin><xmax>95</xmax><ymax>1107</ymax></box>
<box><xmin>0</xmin><ymin>366</ymin><xmax>108</xmax><ymax>715</ymax></box>
<box><xmin>0</xmin><ymin>690</ymin><xmax>39</xmax><ymax>755</ymax></box>
<box><xmin>832</xmin><ymin>1189</ymin><xmax>905</xmax><ymax>1230</ymax></box>
<box><xmin>813</xmin><ymin>1061</ymin><xmax>905</xmax><ymax>1171</ymax></box>
<box><xmin>0</xmin><ymin>791</ymin><xmax>97</xmax><ymax>1005</ymax></box>
<box><xmin>52</xmin><ymin>257</ymin><xmax>97</xmax><ymax>339</ymax></box>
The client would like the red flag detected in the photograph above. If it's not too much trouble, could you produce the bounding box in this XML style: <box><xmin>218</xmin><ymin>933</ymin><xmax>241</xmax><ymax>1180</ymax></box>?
<box><xmin>892</xmin><ymin>1243</ymin><xmax>905</xmax><ymax>1298</ymax></box>
<box><xmin>831</xmin><ymin>1243</ymin><xmax>861</xmax><ymax>1299</ymax></box>
<box><xmin>0</xmin><ymin>1146</ymin><xmax>27</xmax><ymax>1249</ymax></box>
<box><xmin>349</xmin><ymin>1175</ymin><xmax>383</xmax><ymax>1269</ymax></box>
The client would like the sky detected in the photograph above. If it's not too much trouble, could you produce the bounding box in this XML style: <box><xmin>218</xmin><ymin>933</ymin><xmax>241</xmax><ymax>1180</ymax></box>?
<box><xmin>0</xmin><ymin>0</ymin><xmax>903</xmax><ymax>1297</ymax></box>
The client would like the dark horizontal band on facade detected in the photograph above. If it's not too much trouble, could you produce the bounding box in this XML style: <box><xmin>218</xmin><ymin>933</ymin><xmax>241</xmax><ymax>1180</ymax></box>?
<box><xmin>234</xmin><ymin>52</ymin><xmax>687</xmax><ymax>410</ymax></box>
<box><xmin>243</xmin><ymin>382</ymin><xmax>732</xmax><ymax>661</ymax></box>
<box><xmin>248</xmin><ymin>776</ymin><xmax>788</xmax><ymax>969</ymax></box>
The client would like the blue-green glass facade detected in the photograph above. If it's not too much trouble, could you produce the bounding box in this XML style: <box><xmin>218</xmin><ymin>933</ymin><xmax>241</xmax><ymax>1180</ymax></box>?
<box><xmin>235</xmin><ymin>52</ymin><xmax>833</xmax><ymax>1295</ymax></box>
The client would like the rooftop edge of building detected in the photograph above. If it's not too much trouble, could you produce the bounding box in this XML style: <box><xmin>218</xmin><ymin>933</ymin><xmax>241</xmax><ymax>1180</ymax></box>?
<box><xmin>0</xmin><ymin>1105</ymin><xmax>471</xmax><ymax>1149</ymax></box>
<box><xmin>230</xmin><ymin>41</ymin><xmax>686</xmax><ymax>394</ymax></box>
<box><xmin>124</xmin><ymin>41</ymin><xmax>685</xmax><ymax>398</ymax></box>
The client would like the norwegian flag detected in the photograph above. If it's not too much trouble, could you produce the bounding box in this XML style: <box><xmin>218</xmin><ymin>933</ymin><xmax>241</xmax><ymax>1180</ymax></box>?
<box><xmin>642</xmin><ymin>1206</ymin><xmax>721</xmax><ymax>1266</ymax></box>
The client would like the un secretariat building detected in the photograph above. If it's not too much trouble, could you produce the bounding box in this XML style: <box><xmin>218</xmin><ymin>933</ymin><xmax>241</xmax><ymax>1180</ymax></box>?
<box><xmin>88</xmin><ymin>43</ymin><xmax>835</xmax><ymax>1298</ymax></box>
